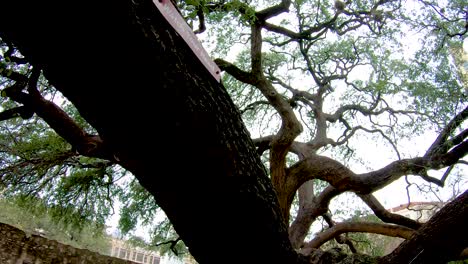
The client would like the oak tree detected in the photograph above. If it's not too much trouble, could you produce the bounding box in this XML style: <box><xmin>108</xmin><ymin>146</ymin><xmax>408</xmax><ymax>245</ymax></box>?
<box><xmin>0</xmin><ymin>0</ymin><xmax>467</xmax><ymax>263</ymax></box>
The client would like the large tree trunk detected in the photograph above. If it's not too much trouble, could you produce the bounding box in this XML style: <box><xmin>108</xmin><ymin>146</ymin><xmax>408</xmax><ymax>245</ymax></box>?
<box><xmin>0</xmin><ymin>0</ymin><xmax>305</xmax><ymax>263</ymax></box>
<box><xmin>2</xmin><ymin>1</ymin><xmax>467</xmax><ymax>264</ymax></box>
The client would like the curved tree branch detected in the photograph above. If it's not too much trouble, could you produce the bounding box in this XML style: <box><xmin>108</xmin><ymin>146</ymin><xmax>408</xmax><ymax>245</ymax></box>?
<box><xmin>358</xmin><ymin>194</ymin><xmax>422</xmax><ymax>230</ymax></box>
<box><xmin>284</xmin><ymin>115</ymin><xmax>467</xmax><ymax>244</ymax></box>
<box><xmin>2</xmin><ymin>68</ymin><xmax>113</xmax><ymax>160</ymax></box>
<box><xmin>322</xmin><ymin>213</ymin><xmax>358</xmax><ymax>253</ymax></box>
<box><xmin>426</xmin><ymin>106</ymin><xmax>468</xmax><ymax>158</ymax></box>
<box><xmin>256</xmin><ymin>0</ymin><xmax>291</xmax><ymax>21</ymax></box>
<box><xmin>214</xmin><ymin>58</ymin><xmax>256</xmax><ymax>84</ymax></box>
<box><xmin>325</xmin><ymin>104</ymin><xmax>426</xmax><ymax>123</ymax></box>
<box><xmin>252</xmin><ymin>135</ymin><xmax>274</xmax><ymax>156</ymax></box>
<box><xmin>301</xmin><ymin>222</ymin><xmax>414</xmax><ymax>253</ymax></box>
<box><xmin>289</xmin><ymin>186</ymin><xmax>342</xmax><ymax>248</ymax></box>
<box><xmin>287</xmin><ymin>138</ymin><xmax>467</xmax><ymax>197</ymax></box>
<box><xmin>355</xmin><ymin>140</ymin><xmax>468</xmax><ymax>192</ymax></box>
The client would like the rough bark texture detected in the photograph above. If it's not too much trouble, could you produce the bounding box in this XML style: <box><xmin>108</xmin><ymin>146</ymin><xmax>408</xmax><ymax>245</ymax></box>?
<box><xmin>1</xmin><ymin>1</ymin><xmax>467</xmax><ymax>264</ymax></box>
<box><xmin>0</xmin><ymin>0</ymin><xmax>304</xmax><ymax>263</ymax></box>
<box><xmin>380</xmin><ymin>190</ymin><xmax>468</xmax><ymax>264</ymax></box>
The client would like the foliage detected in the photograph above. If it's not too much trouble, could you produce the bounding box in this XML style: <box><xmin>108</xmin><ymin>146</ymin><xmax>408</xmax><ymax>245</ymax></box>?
<box><xmin>0</xmin><ymin>0</ymin><xmax>467</xmax><ymax>262</ymax></box>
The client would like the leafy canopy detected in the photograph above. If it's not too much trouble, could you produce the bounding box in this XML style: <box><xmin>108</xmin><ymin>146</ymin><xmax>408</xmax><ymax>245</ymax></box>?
<box><xmin>0</xmin><ymin>0</ymin><xmax>466</xmax><ymax>259</ymax></box>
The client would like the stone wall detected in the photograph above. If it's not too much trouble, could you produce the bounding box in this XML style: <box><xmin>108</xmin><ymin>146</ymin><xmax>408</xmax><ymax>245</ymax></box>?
<box><xmin>0</xmin><ymin>222</ymin><xmax>136</xmax><ymax>264</ymax></box>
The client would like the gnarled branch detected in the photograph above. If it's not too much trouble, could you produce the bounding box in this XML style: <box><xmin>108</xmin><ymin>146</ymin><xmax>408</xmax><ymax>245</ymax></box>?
<box><xmin>358</xmin><ymin>194</ymin><xmax>422</xmax><ymax>230</ymax></box>
<box><xmin>302</xmin><ymin>222</ymin><xmax>414</xmax><ymax>253</ymax></box>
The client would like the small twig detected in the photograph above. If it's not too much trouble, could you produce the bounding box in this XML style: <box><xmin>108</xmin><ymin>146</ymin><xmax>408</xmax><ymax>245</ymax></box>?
<box><xmin>154</xmin><ymin>237</ymin><xmax>182</xmax><ymax>256</ymax></box>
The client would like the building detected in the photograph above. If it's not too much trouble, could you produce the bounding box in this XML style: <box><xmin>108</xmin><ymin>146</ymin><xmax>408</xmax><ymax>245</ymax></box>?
<box><xmin>383</xmin><ymin>201</ymin><xmax>443</xmax><ymax>254</ymax></box>
<box><xmin>110</xmin><ymin>238</ymin><xmax>161</xmax><ymax>264</ymax></box>
<box><xmin>109</xmin><ymin>238</ymin><xmax>198</xmax><ymax>264</ymax></box>
<box><xmin>387</xmin><ymin>201</ymin><xmax>443</xmax><ymax>222</ymax></box>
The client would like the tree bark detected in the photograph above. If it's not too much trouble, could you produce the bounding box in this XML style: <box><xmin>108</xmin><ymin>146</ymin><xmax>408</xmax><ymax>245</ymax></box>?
<box><xmin>0</xmin><ymin>0</ymin><xmax>304</xmax><ymax>263</ymax></box>
<box><xmin>380</xmin><ymin>190</ymin><xmax>468</xmax><ymax>264</ymax></box>
<box><xmin>1</xmin><ymin>1</ymin><xmax>467</xmax><ymax>264</ymax></box>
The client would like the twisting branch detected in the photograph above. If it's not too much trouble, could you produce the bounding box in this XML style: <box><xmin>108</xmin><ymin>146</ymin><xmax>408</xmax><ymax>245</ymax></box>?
<box><xmin>285</xmin><ymin>107</ymin><xmax>468</xmax><ymax>221</ymax></box>
<box><xmin>262</xmin><ymin>22</ymin><xmax>302</xmax><ymax>39</ymax></box>
<box><xmin>154</xmin><ymin>237</ymin><xmax>182</xmax><ymax>256</ymax></box>
<box><xmin>358</xmin><ymin>194</ymin><xmax>422</xmax><ymax>230</ymax></box>
<box><xmin>214</xmin><ymin>58</ymin><xmax>256</xmax><ymax>85</ymax></box>
<box><xmin>288</xmin><ymin>186</ymin><xmax>343</xmax><ymax>248</ymax></box>
<box><xmin>425</xmin><ymin>106</ymin><xmax>468</xmax><ymax>158</ymax></box>
<box><xmin>418</xmin><ymin>164</ymin><xmax>454</xmax><ymax>187</ymax></box>
<box><xmin>322</xmin><ymin>213</ymin><xmax>357</xmax><ymax>253</ymax></box>
<box><xmin>301</xmin><ymin>222</ymin><xmax>414</xmax><ymax>253</ymax></box>
<box><xmin>352</xmin><ymin>139</ymin><xmax>467</xmax><ymax>192</ymax></box>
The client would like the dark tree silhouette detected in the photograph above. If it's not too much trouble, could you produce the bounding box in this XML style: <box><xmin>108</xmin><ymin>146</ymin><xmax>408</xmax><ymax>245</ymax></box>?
<box><xmin>0</xmin><ymin>0</ymin><xmax>466</xmax><ymax>263</ymax></box>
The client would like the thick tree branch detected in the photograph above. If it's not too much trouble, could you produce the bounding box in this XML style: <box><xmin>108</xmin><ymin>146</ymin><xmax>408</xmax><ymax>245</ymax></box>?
<box><xmin>425</xmin><ymin>106</ymin><xmax>468</xmax><ymax>158</ymax></box>
<box><xmin>289</xmin><ymin>186</ymin><xmax>342</xmax><ymax>248</ymax></box>
<box><xmin>252</xmin><ymin>135</ymin><xmax>274</xmax><ymax>156</ymax></box>
<box><xmin>355</xmin><ymin>140</ymin><xmax>468</xmax><ymax>192</ymax></box>
<box><xmin>358</xmin><ymin>194</ymin><xmax>422</xmax><ymax>230</ymax></box>
<box><xmin>322</xmin><ymin>213</ymin><xmax>357</xmax><ymax>253</ymax></box>
<box><xmin>2</xmin><ymin>70</ymin><xmax>113</xmax><ymax>160</ymax></box>
<box><xmin>287</xmin><ymin>138</ymin><xmax>467</xmax><ymax>197</ymax></box>
<box><xmin>228</xmin><ymin>15</ymin><xmax>303</xmax><ymax>222</ymax></box>
<box><xmin>302</xmin><ymin>222</ymin><xmax>414</xmax><ymax>253</ymax></box>
<box><xmin>214</xmin><ymin>58</ymin><xmax>256</xmax><ymax>85</ymax></box>
<box><xmin>284</xmin><ymin>107</ymin><xmax>467</xmax><ymax>242</ymax></box>
<box><xmin>288</xmin><ymin>180</ymin><xmax>316</xmax><ymax>248</ymax></box>
<box><xmin>251</xmin><ymin>23</ymin><xmax>263</xmax><ymax>77</ymax></box>
<box><xmin>262</xmin><ymin>22</ymin><xmax>302</xmax><ymax>39</ymax></box>
<box><xmin>256</xmin><ymin>0</ymin><xmax>291</xmax><ymax>21</ymax></box>
<box><xmin>286</xmin><ymin>154</ymin><xmax>356</xmax><ymax>193</ymax></box>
